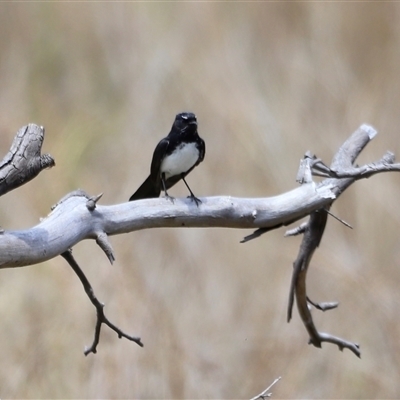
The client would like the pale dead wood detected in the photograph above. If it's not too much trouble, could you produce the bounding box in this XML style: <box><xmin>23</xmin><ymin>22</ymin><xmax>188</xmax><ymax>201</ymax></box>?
<box><xmin>0</xmin><ymin>124</ymin><xmax>54</xmax><ymax>196</ymax></box>
<box><xmin>0</xmin><ymin>185</ymin><xmax>335</xmax><ymax>269</ymax></box>
<box><xmin>1</xmin><ymin>123</ymin><xmax>399</xmax><ymax>357</ymax></box>
<box><xmin>285</xmin><ymin>124</ymin><xmax>384</xmax><ymax>358</ymax></box>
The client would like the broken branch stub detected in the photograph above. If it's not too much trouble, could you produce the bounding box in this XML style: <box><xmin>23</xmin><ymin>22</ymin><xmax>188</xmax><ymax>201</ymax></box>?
<box><xmin>0</xmin><ymin>124</ymin><xmax>55</xmax><ymax>196</ymax></box>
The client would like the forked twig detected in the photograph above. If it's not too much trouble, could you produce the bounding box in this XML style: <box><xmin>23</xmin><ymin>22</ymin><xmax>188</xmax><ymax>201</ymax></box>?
<box><xmin>284</xmin><ymin>125</ymin><xmax>378</xmax><ymax>358</ymax></box>
<box><xmin>1</xmin><ymin>123</ymin><xmax>398</xmax><ymax>359</ymax></box>
<box><xmin>287</xmin><ymin>209</ymin><xmax>361</xmax><ymax>358</ymax></box>
<box><xmin>61</xmin><ymin>250</ymin><xmax>143</xmax><ymax>355</ymax></box>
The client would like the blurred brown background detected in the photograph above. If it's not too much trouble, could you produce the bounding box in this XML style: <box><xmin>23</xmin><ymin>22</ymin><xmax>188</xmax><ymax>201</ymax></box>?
<box><xmin>0</xmin><ymin>2</ymin><xmax>399</xmax><ymax>399</ymax></box>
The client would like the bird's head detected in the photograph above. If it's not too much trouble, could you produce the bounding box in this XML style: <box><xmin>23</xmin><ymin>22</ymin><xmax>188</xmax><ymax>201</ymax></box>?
<box><xmin>173</xmin><ymin>112</ymin><xmax>197</xmax><ymax>132</ymax></box>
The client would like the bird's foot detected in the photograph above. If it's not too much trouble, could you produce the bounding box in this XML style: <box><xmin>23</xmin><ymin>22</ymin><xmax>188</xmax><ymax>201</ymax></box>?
<box><xmin>164</xmin><ymin>194</ymin><xmax>175</xmax><ymax>204</ymax></box>
<box><xmin>188</xmin><ymin>194</ymin><xmax>202</xmax><ymax>207</ymax></box>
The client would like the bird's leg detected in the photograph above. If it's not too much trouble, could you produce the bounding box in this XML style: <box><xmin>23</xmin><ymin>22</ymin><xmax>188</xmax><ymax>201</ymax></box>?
<box><xmin>161</xmin><ymin>173</ymin><xmax>175</xmax><ymax>203</ymax></box>
<box><xmin>181</xmin><ymin>175</ymin><xmax>201</xmax><ymax>207</ymax></box>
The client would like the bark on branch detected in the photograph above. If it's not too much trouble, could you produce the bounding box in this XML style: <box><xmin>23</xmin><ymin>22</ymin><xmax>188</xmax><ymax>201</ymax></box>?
<box><xmin>0</xmin><ymin>185</ymin><xmax>336</xmax><ymax>268</ymax></box>
<box><xmin>0</xmin><ymin>124</ymin><xmax>54</xmax><ymax>196</ymax></box>
<box><xmin>1</xmin><ymin>123</ymin><xmax>399</xmax><ymax>357</ymax></box>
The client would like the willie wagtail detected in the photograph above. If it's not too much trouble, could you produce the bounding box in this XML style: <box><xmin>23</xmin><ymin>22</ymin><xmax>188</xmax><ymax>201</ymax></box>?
<box><xmin>129</xmin><ymin>112</ymin><xmax>205</xmax><ymax>205</ymax></box>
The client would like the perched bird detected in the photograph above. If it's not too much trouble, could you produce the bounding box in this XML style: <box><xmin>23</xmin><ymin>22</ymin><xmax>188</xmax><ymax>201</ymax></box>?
<box><xmin>129</xmin><ymin>112</ymin><xmax>205</xmax><ymax>206</ymax></box>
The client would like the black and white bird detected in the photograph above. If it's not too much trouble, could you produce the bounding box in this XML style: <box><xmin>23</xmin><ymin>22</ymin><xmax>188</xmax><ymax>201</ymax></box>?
<box><xmin>129</xmin><ymin>112</ymin><xmax>205</xmax><ymax>206</ymax></box>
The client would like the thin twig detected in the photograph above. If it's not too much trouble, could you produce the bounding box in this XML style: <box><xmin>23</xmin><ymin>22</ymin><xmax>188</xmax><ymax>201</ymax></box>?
<box><xmin>61</xmin><ymin>250</ymin><xmax>143</xmax><ymax>355</ymax></box>
<box><xmin>307</xmin><ymin>297</ymin><xmax>339</xmax><ymax>311</ymax></box>
<box><xmin>249</xmin><ymin>377</ymin><xmax>282</xmax><ymax>400</ymax></box>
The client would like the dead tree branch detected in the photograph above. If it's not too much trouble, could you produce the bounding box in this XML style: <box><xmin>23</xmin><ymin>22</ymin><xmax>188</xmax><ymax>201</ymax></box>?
<box><xmin>0</xmin><ymin>124</ymin><xmax>54</xmax><ymax>196</ymax></box>
<box><xmin>0</xmin><ymin>184</ymin><xmax>336</xmax><ymax>268</ymax></box>
<box><xmin>284</xmin><ymin>124</ymin><xmax>382</xmax><ymax>358</ymax></box>
<box><xmin>0</xmin><ymin>123</ymin><xmax>399</xmax><ymax>356</ymax></box>
<box><xmin>286</xmin><ymin>209</ymin><xmax>361</xmax><ymax>358</ymax></box>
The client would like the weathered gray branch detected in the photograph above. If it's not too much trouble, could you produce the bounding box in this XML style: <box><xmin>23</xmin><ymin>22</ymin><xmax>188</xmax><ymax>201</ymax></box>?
<box><xmin>0</xmin><ymin>124</ymin><xmax>54</xmax><ymax>196</ymax></box>
<box><xmin>0</xmin><ymin>184</ymin><xmax>336</xmax><ymax>269</ymax></box>
<box><xmin>2</xmin><ymin>124</ymin><xmax>397</xmax><ymax>272</ymax></box>
<box><xmin>285</xmin><ymin>124</ymin><xmax>385</xmax><ymax>358</ymax></box>
<box><xmin>1</xmin><ymin>123</ymin><xmax>399</xmax><ymax>358</ymax></box>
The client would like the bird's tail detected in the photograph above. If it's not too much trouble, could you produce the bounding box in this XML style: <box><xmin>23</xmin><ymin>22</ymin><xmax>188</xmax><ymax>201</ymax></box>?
<box><xmin>129</xmin><ymin>175</ymin><xmax>161</xmax><ymax>201</ymax></box>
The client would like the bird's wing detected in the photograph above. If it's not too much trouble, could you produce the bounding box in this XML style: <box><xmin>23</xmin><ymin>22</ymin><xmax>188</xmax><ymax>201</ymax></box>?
<box><xmin>197</xmin><ymin>138</ymin><xmax>206</xmax><ymax>165</ymax></box>
<box><xmin>150</xmin><ymin>137</ymin><xmax>169</xmax><ymax>180</ymax></box>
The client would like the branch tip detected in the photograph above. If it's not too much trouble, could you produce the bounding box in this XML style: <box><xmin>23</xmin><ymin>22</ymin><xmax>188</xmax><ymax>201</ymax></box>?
<box><xmin>308</xmin><ymin>332</ymin><xmax>361</xmax><ymax>358</ymax></box>
<box><xmin>86</xmin><ymin>193</ymin><xmax>103</xmax><ymax>211</ymax></box>
<box><xmin>249</xmin><ymin>376</ymin><xmax>282</xmax><ymax>400</ymax></box>
<box><xmin>285</xmin><ymin>222</ymin><xmax>308</xmax><ymax>237</ymax></box>
<box><xmin>40</xmin><ymin>153</ymin><xmax>56</xmax><ymax>169</ymax></box>
<box><xmin>307</xmin><ymin>297</ymin><xmax>339</xmax><ymax>311</ymax></box>
<box><xmin>323</xmin><ymin>209</ymin><xmax>353</xmax><ymax>229</ymax></box>
<box><xmin>296</xmin><ymin>156</ymin><xmax>313</xmax><ymax>184</ymax></box>
<box><xmin>382</xmin><ymin>151</ymin><xmax>395</xmax><ymax>164</ymax></box>
<box><xmin>360</xmin><ymin>123</ymin><xmax>377</xmax><ymax>139</ymax></box>
<box><xmin>96</xmin><ymin>232</ymin><xmax>115</xmax><ymax>264</ymax></box>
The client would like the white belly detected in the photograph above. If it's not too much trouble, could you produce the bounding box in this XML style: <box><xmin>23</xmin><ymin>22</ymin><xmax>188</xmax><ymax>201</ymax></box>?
<box><xmin>161</xmin><ymin>142</ymin><xmax>199</xmax><ymax>179</ymax></box>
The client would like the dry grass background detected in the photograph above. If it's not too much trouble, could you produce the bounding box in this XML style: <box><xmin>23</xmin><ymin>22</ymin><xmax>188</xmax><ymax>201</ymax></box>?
<box><xmin>0</xmin><ymin>2</ymin><xmax>399</xmax><ymax>399</ymax></box>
